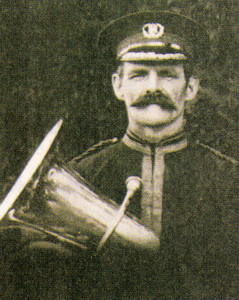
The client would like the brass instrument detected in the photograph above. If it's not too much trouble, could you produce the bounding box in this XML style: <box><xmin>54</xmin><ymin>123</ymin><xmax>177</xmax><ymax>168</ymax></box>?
<box><xmin>0</xmin><ymin>120</ymin><xmax>160</xmax><ymax>252</ymax></box>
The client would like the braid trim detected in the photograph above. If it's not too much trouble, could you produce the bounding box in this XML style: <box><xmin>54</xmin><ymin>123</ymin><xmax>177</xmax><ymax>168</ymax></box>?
<box><xmin>73</xmin><ymin>138</ymin><xmax>118</xmax><ymax>161</ymax></box>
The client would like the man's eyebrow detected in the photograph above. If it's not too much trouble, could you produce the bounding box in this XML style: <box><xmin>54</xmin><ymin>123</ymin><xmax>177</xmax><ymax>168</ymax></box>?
<box><xmin>128</xmin><ymin>68</ymin><xmax>148</xmax><ymax>75</ymax></box>
<box><xmin>157</xmin><ymin>68</ymin><xmax>178</xmax><ymax>75</ymax></box>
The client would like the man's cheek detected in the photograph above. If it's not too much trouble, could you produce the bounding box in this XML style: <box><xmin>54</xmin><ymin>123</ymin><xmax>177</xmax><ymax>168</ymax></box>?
<box><xmin>171</xmin><ymin>88</ymin><xmax>185</xmax><ymax>104</ymax></box>
<box><xmin>126</xmin><ymin>93</ymin><xmax>137</xmax><ymax>105</ymax></box>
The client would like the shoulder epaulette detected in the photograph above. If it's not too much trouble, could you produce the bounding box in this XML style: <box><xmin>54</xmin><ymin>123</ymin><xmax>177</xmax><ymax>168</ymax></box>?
<box><xmin>73</xmin><ymin>137</ymin><xmax>118</xmax><ymax>162</ymax></box>
<box><xmin>196</xmin><ymin>140</ymin><xmax>238</xmax><ymax>166</ymax></box>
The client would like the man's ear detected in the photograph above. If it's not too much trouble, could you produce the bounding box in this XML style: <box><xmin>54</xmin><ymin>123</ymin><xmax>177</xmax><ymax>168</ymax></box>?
<box><xmin>185</xmin><ymin>76</ymin><xmax>200</xmax><ymax>101</ymax></box>
<box><xmin>112</xmin><ymin>73</ymin><xmax>124</xmax><ymax>101</ymax></box>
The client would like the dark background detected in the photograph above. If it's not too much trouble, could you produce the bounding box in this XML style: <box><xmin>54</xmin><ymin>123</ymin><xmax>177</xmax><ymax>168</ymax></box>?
<box><xmin>0</xmin><ymin>0</ymin><xmax>238</xmax><ymax>195</ymax></box>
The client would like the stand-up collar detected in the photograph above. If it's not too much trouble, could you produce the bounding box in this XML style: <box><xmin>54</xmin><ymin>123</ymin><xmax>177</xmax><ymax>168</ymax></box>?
<box><xmin>122</xmin><ymin>129</ymin><xmax>187</xmax><ymax>155</ymax></box>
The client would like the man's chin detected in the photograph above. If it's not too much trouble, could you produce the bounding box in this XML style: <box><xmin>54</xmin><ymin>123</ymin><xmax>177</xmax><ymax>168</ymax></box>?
<box><xmin>138</xmin><ymin>116</ymin><xmax>177</xmax><ymax>128</ymax></box>
<box><xmin>141</xmin><ymin>120</ymin><xmax>174</xmax><ymax>128</ymax></box>
<box><xmin>131</xmin><ymin>105</ymin><xmax>177</xmax><ymax>126</ymax></box>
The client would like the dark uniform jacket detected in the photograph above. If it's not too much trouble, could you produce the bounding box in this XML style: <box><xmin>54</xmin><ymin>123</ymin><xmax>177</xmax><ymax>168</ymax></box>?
<box><xmin>69</xmin><ymin>132</ymin><xmax>238</xmax><ymax>299</ymax></box>
<box><xmin>0</xmin><ymin>132</ymin><xmax>238</xmax><ymax>299</ymax></box>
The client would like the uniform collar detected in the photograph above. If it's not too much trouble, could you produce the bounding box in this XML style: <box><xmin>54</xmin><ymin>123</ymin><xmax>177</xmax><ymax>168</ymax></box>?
<box><xmin>122</xmin><ymin>129</ymin><xmax>187</xmax><ymax>155</ymax></box>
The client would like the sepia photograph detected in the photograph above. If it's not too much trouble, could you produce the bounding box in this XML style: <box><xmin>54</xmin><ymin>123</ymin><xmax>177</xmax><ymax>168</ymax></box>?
<box><xmin>0</xmin><ymin>0</ymin><xmax>238</xmax><ymax>298</ymax></box>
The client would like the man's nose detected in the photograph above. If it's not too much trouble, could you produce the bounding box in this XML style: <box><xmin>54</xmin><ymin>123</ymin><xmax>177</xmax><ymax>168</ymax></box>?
<box><xmin>147</xmin><ymin>70</ymin><xmax>160</xmax><ymax>92</ymax></box>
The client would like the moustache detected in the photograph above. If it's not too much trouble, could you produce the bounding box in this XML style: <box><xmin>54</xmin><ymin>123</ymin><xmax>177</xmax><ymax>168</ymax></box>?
<box><xmin>131</xmin><ymin>91</ymin><xmax>176</xmax><ymax>111</ymax></box>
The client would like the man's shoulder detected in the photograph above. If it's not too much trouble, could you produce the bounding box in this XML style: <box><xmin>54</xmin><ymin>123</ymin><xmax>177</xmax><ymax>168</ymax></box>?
<box><xmin>68</xmin><ymin>137</ymin><xmax>134</xmax><ymax>176</ymax></box>
<box><xmin>181</xmin><ymin>141</ymin><xmax>238</xmax><ymax>194</ymax></box>
<box><xmin>178</xmin><ymin>140</ymin><xmax>238</xmax><ymax>170</ymax></box>
<box><xmin>167</xmin><ymin>140</ymin><xmax>238</xmax><ymax>186</ymax></box>
<box><xmin>69</xmin><ymin>137</ymin><xmax>122</xmax><ymax>167</ymax></box>
<box><xmin>194</xmin><ymin>140</ymin><xmax>238</xmax><ymax>168</ymax></box>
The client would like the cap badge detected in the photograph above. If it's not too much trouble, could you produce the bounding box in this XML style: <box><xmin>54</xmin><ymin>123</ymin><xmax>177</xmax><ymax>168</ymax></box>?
<box><xmin>143</xmin><ymin>23</ymin><xmax>164</xmax><ymax>39</ymax></box>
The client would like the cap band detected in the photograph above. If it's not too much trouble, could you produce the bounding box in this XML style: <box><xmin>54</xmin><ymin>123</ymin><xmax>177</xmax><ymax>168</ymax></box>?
<box><xmin>117</xmin><ymin>40</ymin><xmax>186</xmax><ymax>61</ymax></box>
<box><xmin>118</xmin><ymin>41</ymin><xmax>166</xmax><ymax>58</ymax></box>
<box><xmin>120</xmin><ymin>52</ymin><xmax>187</xmax><ymax>61</ymax></box>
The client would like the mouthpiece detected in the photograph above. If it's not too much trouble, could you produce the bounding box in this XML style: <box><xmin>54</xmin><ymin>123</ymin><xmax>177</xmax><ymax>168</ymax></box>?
<box><xmin>125</xmin><ymin>176</ymin><xmax>142</xmax><ymax>198</ymax></box>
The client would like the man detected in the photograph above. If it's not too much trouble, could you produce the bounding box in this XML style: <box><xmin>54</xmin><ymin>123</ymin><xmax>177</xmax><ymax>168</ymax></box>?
<box><xmin>0</xmin><ymin>11</ymin><xmax>237</xmax><ymax>300</ymax></box>
<box><xmin>69</xmin><ymin>11</ymin><xmax>238</xmax><ymax>299</ymax></box>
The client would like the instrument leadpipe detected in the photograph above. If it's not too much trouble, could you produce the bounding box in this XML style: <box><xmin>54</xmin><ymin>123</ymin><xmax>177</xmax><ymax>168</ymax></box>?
<box><xmin>97</xmin><ymin>176</ymin><xmax>142</xmax><ymax>251</ymax></box>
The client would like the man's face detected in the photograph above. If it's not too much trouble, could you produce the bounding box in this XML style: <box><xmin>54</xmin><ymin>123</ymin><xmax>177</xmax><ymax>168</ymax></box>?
<box><xmin>112</xmin><ymin>61</ymin><xmax>195</xmax><ymax>128</ymax></box>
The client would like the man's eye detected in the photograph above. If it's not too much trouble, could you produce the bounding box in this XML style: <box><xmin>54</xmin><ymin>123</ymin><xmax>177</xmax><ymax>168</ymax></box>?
<box><xmin>166</xmin><ymin>76</ymin><xmax>175</xmax><ymax>80</ymax></box>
